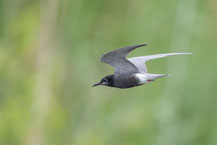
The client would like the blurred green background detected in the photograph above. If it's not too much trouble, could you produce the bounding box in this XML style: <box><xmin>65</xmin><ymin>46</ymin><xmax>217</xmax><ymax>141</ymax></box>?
<box><xmin>0</xmin><ymin>0</ymin><xmax>217</xmax><ymax>145</ymax></box>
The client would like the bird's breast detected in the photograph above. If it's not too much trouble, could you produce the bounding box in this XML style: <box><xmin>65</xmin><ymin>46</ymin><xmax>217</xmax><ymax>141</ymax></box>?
<box><xmin>113</xmin><ymin>73</ymin><xmax>141</xmax><ymax>88</ymax></box>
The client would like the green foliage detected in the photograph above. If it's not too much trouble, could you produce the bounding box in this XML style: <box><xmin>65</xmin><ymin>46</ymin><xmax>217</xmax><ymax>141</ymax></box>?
<box><xmin>0</xmin><ymin>0</ymin><xmax>217</xmax><ymax>145</ymax></box>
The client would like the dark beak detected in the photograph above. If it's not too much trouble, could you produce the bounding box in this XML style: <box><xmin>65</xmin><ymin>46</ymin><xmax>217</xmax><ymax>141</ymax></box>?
<box><xmin>92</xmin><ymin>82</ymin><xmax>101</xmax><ymax>87</ymax></box>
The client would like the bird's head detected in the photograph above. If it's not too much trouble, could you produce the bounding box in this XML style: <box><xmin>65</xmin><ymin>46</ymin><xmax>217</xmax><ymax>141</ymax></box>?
<box><xmin>93</xmin><ymin>75</ymin><xmax>114</xmax><ymax>87</ymax></box>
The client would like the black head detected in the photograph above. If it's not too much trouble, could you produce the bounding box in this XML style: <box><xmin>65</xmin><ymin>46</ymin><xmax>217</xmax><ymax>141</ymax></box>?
<box><xmin>93</xmin><ymin>75</ymin><xmax>114</xmax><ymax>87</ymax></box>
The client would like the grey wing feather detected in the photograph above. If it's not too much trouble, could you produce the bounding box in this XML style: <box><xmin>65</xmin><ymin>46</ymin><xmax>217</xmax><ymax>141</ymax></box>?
<box><xmin>100</xmin><ymin>44</ymin><xmax>147</xmax><ymax>74</ymax></box>
<box><xmin>128</xmin><ymin>53</ymin><xmax>193</xmax><ymax>73</ymax></box>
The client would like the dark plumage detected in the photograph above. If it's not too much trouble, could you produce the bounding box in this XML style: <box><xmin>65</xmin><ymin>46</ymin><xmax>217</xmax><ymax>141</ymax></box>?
<box><xmin>93</xmin><ymin>44</ymin><xmax>193</xmax><ymax>89</ymax></box>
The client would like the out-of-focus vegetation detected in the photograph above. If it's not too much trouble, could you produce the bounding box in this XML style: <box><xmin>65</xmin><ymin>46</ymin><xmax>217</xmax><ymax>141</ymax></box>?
<box><xmin>0</xmin><ymin>0</ymin><xmax>217</xmax><ymax>145</ymax></box>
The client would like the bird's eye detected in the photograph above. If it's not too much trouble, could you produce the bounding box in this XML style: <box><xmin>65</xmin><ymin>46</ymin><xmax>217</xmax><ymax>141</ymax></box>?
<box><xmin>104</xmin><ymin>79</ymin><xmax>108</xmax><ymax>83</ymax></box>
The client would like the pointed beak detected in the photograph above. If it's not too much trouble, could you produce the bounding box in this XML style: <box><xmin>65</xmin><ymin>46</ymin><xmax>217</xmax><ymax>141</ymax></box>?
<box><xmin>92</xmin><ymin>82</ymin><xmax>101</xmax><ymax>87</ymax></box>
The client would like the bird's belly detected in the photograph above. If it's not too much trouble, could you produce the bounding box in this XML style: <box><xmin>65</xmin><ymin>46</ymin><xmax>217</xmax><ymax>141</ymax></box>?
<box><xmin>113</xmin><ymin>74</ymin><xmax>141</xmax><ymax>88</ymax></box>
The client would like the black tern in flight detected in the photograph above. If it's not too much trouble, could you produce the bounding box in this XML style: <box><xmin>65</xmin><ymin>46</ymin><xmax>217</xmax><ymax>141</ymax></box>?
<box><xmin>93</xmin><ymin>44</ymin><xmax>193</xmax><ymax>89</ymax></box>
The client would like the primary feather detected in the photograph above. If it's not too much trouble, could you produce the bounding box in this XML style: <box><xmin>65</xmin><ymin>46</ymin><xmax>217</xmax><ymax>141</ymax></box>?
<box><xmin>128</xmin><ymin>53</ymin><xmax>193</xmax><ymax>73</ymax></box>
<box><xmin>100</xmin><ymin>44</ymin><xmax>147</xmax><ymax>74</ymax></box>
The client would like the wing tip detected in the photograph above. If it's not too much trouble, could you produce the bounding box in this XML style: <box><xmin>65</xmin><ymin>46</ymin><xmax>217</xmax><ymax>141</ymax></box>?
<box><xmin>170</xmin><ymin>52</ymin><xmax>195</xmax><ymax>55</ymax></box>
<box><xmin>140</xmin><ymin>43</ymin><xmax>148</xmax><ymax>47</ymax></box>
<box><xmin>129</xmin><ymin>43</ymin><xmax>148</xmax><ymax>48</ymax></box>
<box><xmin>129</xmin><ymin>43</ymin><xmax>148</xmax><ymax>50</ymax></box>
<box><xmin>185</xmin><ymin>53</ymin><xmax>194</xmax><ymax>55</ymax></box>
<box><xmin>167</xmin><ymin>74</ymin><xmax>174</xmax><ymax>77</ymax></box>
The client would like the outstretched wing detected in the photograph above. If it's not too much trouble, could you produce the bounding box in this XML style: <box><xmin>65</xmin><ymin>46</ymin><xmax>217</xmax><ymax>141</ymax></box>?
<box><xmin>100</xmin><ymin>44</ymin><xmax>147</xmax><ymax>74</ymax></box>
<box><xmin>128</xmin><ymin>53</ymin><xmax>193</xmax><ymax>73</ymax></box>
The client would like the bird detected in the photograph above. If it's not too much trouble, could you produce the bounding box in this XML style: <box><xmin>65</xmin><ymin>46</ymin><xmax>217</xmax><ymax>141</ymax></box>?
<box><xmin>93</xmin><ymin>44</ymin><xmax>193</xmax><ymax>89</ymax></box>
